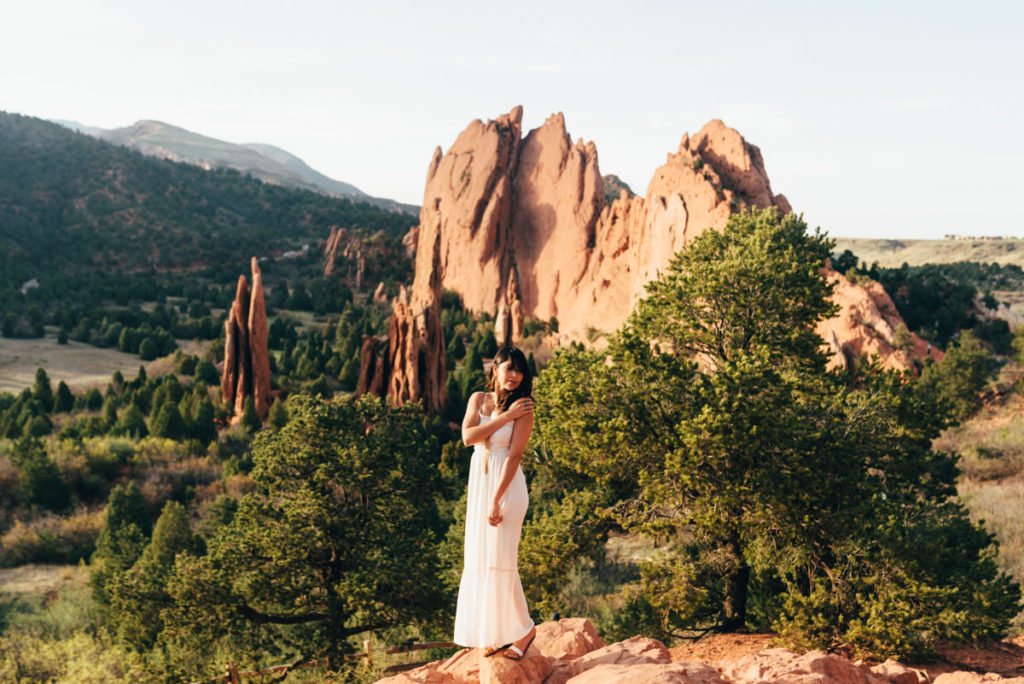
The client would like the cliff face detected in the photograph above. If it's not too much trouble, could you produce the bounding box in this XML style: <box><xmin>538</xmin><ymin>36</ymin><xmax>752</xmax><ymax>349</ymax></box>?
<box><xmin>402</xmin><ymin>109</ymin><xmax>791</xmax><ymax>344</ymax></box>
<box><xmin>383</xmin><ymin>107</ymin><xmax>929</xmax><ymax>407</ymax></box>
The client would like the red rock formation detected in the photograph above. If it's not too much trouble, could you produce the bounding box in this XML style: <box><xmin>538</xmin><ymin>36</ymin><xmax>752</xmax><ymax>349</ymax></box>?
<box><xmin>398</xmin><ymin>108</ymin><xmax>791</xmax><ymax>345</ymax></box>
<box><xmin>383</xmin><ymin>108</ymin><xmax>528</xmax><ymax>409</ymax></box>
<box><xmin>375</xmin><ymin>619</ymin><xmax>949</xmax><ymax>684</ymax></box>
<box><xmin>222</xmin><ymin>275</ymin><xmax>250</xmax><ymax>416</ymax></box>
<box><xmin>221</xmin><ymin>259</ymin><xmax>272</xmax><ymax>425</ymax></box>
<box><xmin>323</xmin><ymin>225</ymin><xmax>345</xmax><ymax>276</ymax></box>
<box><xmin>401</xmin><ymin>225</ymin><xmax>419</xmax><ymax>259</ymax></box>
<box><xmin>322</xmin><ymin>225</ymin><xmax>367</xmax><ymax>290</ymax></box>
<box><xmin>817</xmin><ymin>264</ymin><xmax>942</xmax><ymax>373</ymax></box>
<box><xmin>355</xmin><ymin>335</ymin><xmax>390</xmax><ymax>400</ymax></box>
<box><xmin>247</xmin><ymin>257</ymin><xmax>272</xmax><ymax>421</ymax></box>
<box><xmin>382</xmin><ymin>108</ymin><xmax>930</xmax><ymax>407</ymax></box>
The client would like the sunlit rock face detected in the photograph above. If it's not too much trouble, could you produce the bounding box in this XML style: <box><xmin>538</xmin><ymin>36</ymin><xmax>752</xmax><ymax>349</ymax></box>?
<box><xmin>384</xmin><ymin>108</ymin><xmax>927</xmax><ymax>408</ymax></box>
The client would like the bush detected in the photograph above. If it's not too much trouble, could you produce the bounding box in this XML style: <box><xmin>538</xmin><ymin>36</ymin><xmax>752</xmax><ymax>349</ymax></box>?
<box><xmin>0</xmin><ymin>508</ymin><xmax>103</xmax><ymax>566</ymax></box>
<box><xmin>917</xmin><ymin>330</ymin><xmax>996</xmax><ymax>421</ymax></box>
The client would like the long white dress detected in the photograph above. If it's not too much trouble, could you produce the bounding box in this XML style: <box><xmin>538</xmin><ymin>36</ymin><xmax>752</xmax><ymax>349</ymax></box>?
<box><xmin>453</xmin><ymin>409</ymin><xmax>534</xmax><ymax>648</ymax></box>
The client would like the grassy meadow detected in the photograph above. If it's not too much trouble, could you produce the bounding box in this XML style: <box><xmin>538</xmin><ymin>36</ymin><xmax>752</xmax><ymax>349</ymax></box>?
<box><xmin>0</xmin><ymin>332</ymin><xmax>146</xmax><ymax>395</ymax></box>
<box><xmin>833</xmin><ymin>238</ymin><xmax>1024</xmax><ymax>268</ymax></box>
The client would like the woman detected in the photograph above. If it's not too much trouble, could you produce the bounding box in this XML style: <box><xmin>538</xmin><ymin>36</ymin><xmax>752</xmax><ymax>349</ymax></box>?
<box><xmin>453</xmin><ymin>347</ymin><xmax>537</xmax><ymax>661</ymax></box>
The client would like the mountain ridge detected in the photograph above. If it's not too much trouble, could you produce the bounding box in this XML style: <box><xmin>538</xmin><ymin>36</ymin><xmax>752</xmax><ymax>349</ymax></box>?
<box><xmin>53</xmin><ymin>118</ymin><xmax>417</xmax><ymax>215</ymax></box>
<box><xmin>0</xmin><ymin>111</ymin><xmax>417</xmax><ymax>287</ymax></box>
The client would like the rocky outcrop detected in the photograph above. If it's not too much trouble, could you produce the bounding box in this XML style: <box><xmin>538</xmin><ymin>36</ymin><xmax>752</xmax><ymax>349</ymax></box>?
<box><xmin>322</xmin><ymin>225</ymin><xmax>370</xmax><ymax>290</ymax></box>
<box><xmin>720</xmin><ymin>648</ymin><xmax>884</xmax><ymax>684</ymax></box>
<box><xmin>817</xmin><ymin>265</ymin><xmax>943</xmax><ymax>373</ymax></box>
<box><xmin>383</xmin><ymin>107</ymin><xmax>930</xmax><ymax>407</ymax></box>
<box><xmin>221</xmin><ymin>275</ymin><xmax>250</xmax><ymax>418</ymax></box>
<box><xmin>356</xmin><ymin>335</ymin><xmax>390</xmax><ymax>400</ymax></box>
<box><xmin>221</xmin><ymin>258</ymin><xmax>272</xmax><ymax>424</ymax></box>
<box><xmin>376</xmin><ymin>620</ymin><xmax>950</xmax><ymax>684</ymax></box>
<box><xmin>933</xmin><ymin>675</ymin><xmax>1024</xmax><ymax>683</ymax></box>
<box><xmin>383</xmin><ymin>108</ymin><xmax>526</xmax><ymax>409</ymax></box>
<box><xmin>401</xmin><ymin>109</ymin><xmax>790</xmax><ymax>347</ymax></box>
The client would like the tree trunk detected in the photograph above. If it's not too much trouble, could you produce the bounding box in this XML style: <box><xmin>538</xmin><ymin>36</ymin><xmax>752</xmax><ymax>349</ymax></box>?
<box><xmin>721</xmin><ymin>538</ymin><xmax>749</xmax><ymax>632</ymax></box>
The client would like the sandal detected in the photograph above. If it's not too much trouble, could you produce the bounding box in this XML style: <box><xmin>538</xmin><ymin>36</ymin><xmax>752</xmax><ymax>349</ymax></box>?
<box><xmin>484</xmin><ymin>643</ymin><xmax>511</xmax><ymax>657</ymax></box>
<box><xmin>504</xmin><ymin>629</ymin><xmax>536</xmax><ymax>661</ymax></box>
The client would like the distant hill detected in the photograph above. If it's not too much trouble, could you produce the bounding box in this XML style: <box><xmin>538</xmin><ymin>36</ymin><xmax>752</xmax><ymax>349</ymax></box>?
<box><xmin>0</xmin><ymin>112</ymin><xmax>417</xmax><ymax>289</ymax></box>
<box><xmin>54</xmin><ymin>118</ymin><xmax>418</xmax><ymax>215</ymax></box>
<box><xmin>834</xmin><ymin>238</ymin><xmax>1024</xmax><ymax>268</ymax></box>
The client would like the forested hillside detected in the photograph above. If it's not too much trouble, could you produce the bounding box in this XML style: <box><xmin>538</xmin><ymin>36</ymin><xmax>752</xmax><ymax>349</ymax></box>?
<box><xmin>0</xmin><ymin>112</ymin><xmax>416</xmax><ymax>289</ymax></box>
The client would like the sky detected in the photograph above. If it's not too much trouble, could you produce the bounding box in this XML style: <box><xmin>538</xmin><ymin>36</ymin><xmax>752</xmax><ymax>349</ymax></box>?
<box><xmin>1</xmin><ymin>0</ymin><xmax>1022</xmax><ymax>239</ymax></box>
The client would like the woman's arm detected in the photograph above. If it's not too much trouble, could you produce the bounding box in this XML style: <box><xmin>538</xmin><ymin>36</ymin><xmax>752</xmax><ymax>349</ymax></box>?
<box><xmin>488</xmin><ymin>412</ymin><xmax>534</xmax><ymax>526</ymax></box>
<box><xmin>461</xmin><ymin>392</ymin><xmax>509</xmax><ymax>446</ymax></box>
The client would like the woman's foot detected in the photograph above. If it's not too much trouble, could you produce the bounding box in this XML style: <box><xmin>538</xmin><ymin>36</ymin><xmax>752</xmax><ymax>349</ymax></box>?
<box><xmin>483</xmin><ymin>643</ymin><xmax>510</xmax><ymax>657</ymax></box>
<box><xmin>503</xmin><ymin>627</ymin><xmax>536</xmax><ymax>661</ymax></box>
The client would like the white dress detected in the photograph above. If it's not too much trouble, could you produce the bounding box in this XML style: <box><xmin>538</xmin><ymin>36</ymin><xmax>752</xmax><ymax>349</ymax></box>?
<box><xmin>453</xmin><ymin>409</ymin><xmax>534</xmax><ymax>648</ymax></box>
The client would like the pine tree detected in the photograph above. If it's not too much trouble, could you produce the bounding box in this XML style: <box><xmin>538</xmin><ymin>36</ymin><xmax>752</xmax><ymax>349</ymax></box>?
<box><xmin>109</xmin><ymin>501</ymin><xmax>203</xmax><ymax>650</ymax></box>
<box><xmin>160</xmin><ymin>395</ymin><xmax>446</xmax><ymax>671</ymax></box>
<box><xmin>190</xmin><ymin>396</ymin><xmax>217</xmax><ymax>444</ymax></box>
<box><xmin>532</xmin><ymin>208</ymin><xmax>1021</xmax><ymax>656</ymax></box>
<box><xmin>150</xmin><ymin>403</ymin><xmax>187</xmax><ymax>440</ymax></box>
<box><xmin>101</xmin><ymin>395</ymin><xmax>119</xmax><ymax>429</ymax></box>
<box><xmin>90</xmin><ymin>482</ymin><xmax>151</xmax><ymax>608</ymax></box>
<box><xmin>32</xmin><ymin>367</ymin><xmax>53</xmax><ymax>408</ymax></box>
<box><xmin>266</xmin><ymin>399</ymin><xmax>288</xmax><ymax>432</ymax></box>
<box><xmin>239</xmin><ymin>395</ymin><xmax>262</xmax><ymax>433</ymax></box>
<box><xmin>52</xmin><ymin>381</ymin><xmax>75</xmax><ymax>413</ymax></box>
<box><xmin>113</xmin><ymin>404</ymin><xmax>148</xmax><ymax>439</ymax></box>
<box><xmin>13</xmin><ymin>437</ymin><xmax>70</xmax><ymax>512</ymax></box>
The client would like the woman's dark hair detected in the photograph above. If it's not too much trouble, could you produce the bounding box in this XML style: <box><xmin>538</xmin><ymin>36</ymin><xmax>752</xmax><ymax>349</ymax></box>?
<box><xmin>488</xmin><ymin>347</ymin><xmax>533</xmax><ymax>413</ymax></box>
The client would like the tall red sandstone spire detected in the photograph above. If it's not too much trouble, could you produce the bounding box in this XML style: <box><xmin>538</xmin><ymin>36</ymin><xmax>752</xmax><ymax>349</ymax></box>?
<box><xmin>222</xmin><ymin>258</ymin><xmax>273</xmax><ymax>424</ymax></box>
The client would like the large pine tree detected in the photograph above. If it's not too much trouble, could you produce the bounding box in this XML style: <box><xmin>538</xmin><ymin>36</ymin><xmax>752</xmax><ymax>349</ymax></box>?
<box><xmin>532</xmin><ymin>208</ymin><xmax>1021</xmax><ymax>656</ymax></box>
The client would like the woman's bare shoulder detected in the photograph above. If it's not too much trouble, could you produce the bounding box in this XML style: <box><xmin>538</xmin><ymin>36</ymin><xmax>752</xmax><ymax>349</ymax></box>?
<box><xmin>476</xmin><ymin>391</ymin><xmax>496</xmax><ymax>413</ymax></box>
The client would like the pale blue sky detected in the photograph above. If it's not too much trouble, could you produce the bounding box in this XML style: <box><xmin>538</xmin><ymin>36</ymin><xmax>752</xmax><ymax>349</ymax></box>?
<box><xmin>1</xmin><ymin>0</ymin><xmax>1021</xmax><ymax>239</ymax></box>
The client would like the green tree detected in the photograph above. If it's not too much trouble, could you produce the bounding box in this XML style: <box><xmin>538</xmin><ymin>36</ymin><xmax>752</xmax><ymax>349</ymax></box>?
<box><xmin>32</xmin><ymin>367</ymin><xmax>53</xmax><ymax>408</ymax></box>
<box><xmin>196</xmin><ymin>494</ymin><xmax>238</xmax><ymax>542</ymax></box>
<box><xmin>138</xmin><ymin>337</ymin><xmax>158</xmax><ymax>361</ymax></box>
<box><xmin>195</xmin><ymin>359</ymin><xmax>219</xmax><ymax>385</ymax></box>
<box><xmin>266</xmin><ymin>399</ymin><xmax>289</xmax><ymax>432</ymax></box>
<box><xmin>533</xmin><ymin>209</ymin><xmax>1020</xmax><ymax>656</ymax></box>
<box><xmin>189</xmin><ymin>396</ymin><xmax>217</xmax><ymax>444</ymax></box>
<box><xmin>239</xmin><ymin>395</ymin><xmax>261</xmax><ymax>433</ymax></box>
<box><xmin>84</xmin><ymin>387</ymin><xmax>103</xmax><ymax>411</ymax></box>
<box><xmin>12</xmin><ymin>437</ymin><xmax>71</xmax><ymax>512</ymax></box>
<box><xmin>91</xmin><ymin>482</ymin><xmax>151</xmax><ymax>608</ymax></box>
<box><xmin>109</xmin><ymin>501</ymin><xmax>204</xmax><ymax>650</ymax></box>
<box><xmin>159</xmin><ymin>395</ymin><xmax>446</xmax><ymax>676</ymax></box>
<box><xmin>22</xmin><ymin>414</ymin><xmax>52</xmax><ymax>437</ymax></box>
<box><xmin>150</xmin><ymin>403</ymin><xmax>186</xmax><ymax>440</ymax></box>
<box><xmin>917</xmin><ymin>330</ymin><xmax>994</xmax><ymax>420</ymax></box>
<box><xmin>101</xmin><ymin>395</ymin><xmax>119</xmax><ymax>429</ymax></box>
<box><xmin>53</xmin><ymin>380</ymin><xmax>75</xmax><ymax>413</ymax></box>
<box><xmin>112</xmin><ymin>404</ymin><xmax>148</xmax><ymax>439</ymax></box>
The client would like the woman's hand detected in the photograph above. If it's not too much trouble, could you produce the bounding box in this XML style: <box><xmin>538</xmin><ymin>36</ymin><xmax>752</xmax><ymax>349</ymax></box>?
<box><xmin>503</xmin><ymin>397</ymin><xmax>535</xmax><ymax>421</ymax></box>
<box><xmin>488</xmin><ymin>499</ymin><xmax>503</xmax><ymax>527</ymax></box>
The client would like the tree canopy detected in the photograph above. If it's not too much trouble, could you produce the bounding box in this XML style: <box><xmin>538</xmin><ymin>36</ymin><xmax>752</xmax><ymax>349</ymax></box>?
<box><xmin>156</xmin><ymin>394</ymin><xmax>447</xmax><ymax>675</ymax></box>
<box><xmin>532</xmin><ymin>208</ymin><xmax>1020</xmax><ymax>656</ymax></box>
